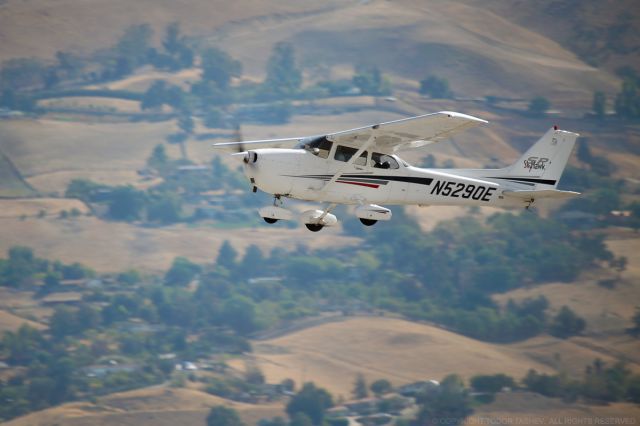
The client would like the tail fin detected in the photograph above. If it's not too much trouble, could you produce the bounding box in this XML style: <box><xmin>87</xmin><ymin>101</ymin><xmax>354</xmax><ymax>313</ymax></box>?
<box><xmin>503</xmin><ymin>127</ymin><xmax>579</xmax><ymax>188</ymax></box>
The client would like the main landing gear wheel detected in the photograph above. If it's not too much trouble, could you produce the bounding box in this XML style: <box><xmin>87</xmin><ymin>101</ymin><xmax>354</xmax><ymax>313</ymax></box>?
<box><xmin>263</xmin><ymin>217</ymin><xmax>278</xmax><ymax>224</ymax></box>
<box><xmin>359</xmin><ymin>218</ymin><xmax>378</xmax><ymax>226</ymax></box>
<box><xmin>305</xmin><ymin>223</ymin><xmax>324</xmax><ymax>232</ymax></box>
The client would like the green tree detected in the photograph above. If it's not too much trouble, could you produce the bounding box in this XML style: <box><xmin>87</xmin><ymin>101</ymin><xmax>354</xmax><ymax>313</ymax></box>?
<box><xmin>414</xmin><ymin>374</ymin><xmax>473</xmax><ymax>426</ymax></box>
<box><xmin>223</xmin><ymin>296</ymin><xmax>258</xmax><ymax>334</ymax></box>
<box><xmin>352</xmin><ymin>373</ymin><xmax>369</xmax><ymax>399</ymax></box>
<box><xmin>50</xmin><ymin>306</ymin><xmax>79</xmax><ymax>339</ymax></box>
<box><xmin>629</xmin><ymin>306</ymin><xmax>640</xmax><ymax>337</ymax></box>
<box><xmin>216</xmin><ymin>240</ymin><xmax>238</xmax><ymax>270</ymax></box>
<box><xmin>370</xmin><ymin>378</ymin><xmax>392</xmax><ymax>396</ymax></box>
<box><xmin>245</xmin><ymin>365</ymin><xmax>265</xmax><ymax>385</ymax></box>
<box><xmin>64</xmin><ymin>178</ymin><xmax>105</xmax><ymax>202</ymax></box>
<box><xmin>592</xmin><ymin>91</ymin><xmax>606</xmax><ymax>119</ymax></box>
<box><xmin>528</xmin><ymin>96</ymin><xmax>550</xmax><ymax>116</ymax></box>
<box><xmin>206</xmin><ymin>405</ymin><xmax>245</xmax><ymax>426</ymax></box>
<box><xmin>549</xmin><ymin>306</ymin><xmax>586</xmax><ymax>339</ymax></box>
<box><xmin>147</xmin><ymin>144</ymin><xmax>169</xmax><ymax>170</ymax></box>
<box><xmin>419</xmin><ymin>76</ymin><xmax>453</xmax><ymax>99</ymax></box>
<box><xmin>265</xmin><ymin>42</ymin><xmax>302</xmax><ymax>97</ymax></box>
<box><xmin>614</xmin><ymin>77</ymin><xmax>640</xmax><ymax>119</ymax></box>
<box><xmin>290</xmin><ymin>413</ymin><xmax>314</xmax><ymax>426</ymax></box>
<box><xmin>201</xmin><ymin>47</ymin><xmax>242</xmax><ymax>90</ymax></box>
<box><xmin>107</xmin><ymin>186</ymin><xmax>146</xmax><ymax>221</ymax></box>
<box><xmin>141</xmin><ymin>80</ymin><xmax>168</xmax><ymax>111</ymax></box>
<box><xmin>352</xmin><ymin>65</ymin><xmax>391</xmax><ymax>96</ymax></box>
<box><xmin>470</xmin><ymin>374</ymin><xmax>515</xmax><ymax>393</ymax></box>
<box><xmin>1</xmin><ymin>246</ymin><xmax>39</xmax><ymax>287</ymax></box>
<box><xmin>147</xmin><ymin>192</ymin><xmax>182</xmax><ymax>224</ymax></box>
<box><xmin>576</xmin><ymin>139</ymin><xmax>593</xmax><ymax>164</ymax></box>
<box><xmin>164</xmin><ymin>257</ymin><xmax>201</xmax><ymax>286</ymax></box>
<box><xmin>286</xmin><ymin>382</ymin><xmax>333</xmax><ymax>425</ymax></box>
<box><xmin>115</xmin><ymin>24</ymin><xmax>153</xmax><ymax>73</ymax></box>
<box><xmin>2</xmin><ymin>324</ymin><xmax>46</xmax><ymax>365</ymax></box>
<box><xmin>0</xmin><ymin>58</ymin><xmax>47</xmax><ymax>90</ymax></box>
<box><xmin>43</xmin><ymin>271</ymin><xmax>61</xmax><ymax>290</ymax></box>
<box><xmin>238</xmin><ymin>245</ymin><xmax>264</xmax><ymax>278</ymax></box>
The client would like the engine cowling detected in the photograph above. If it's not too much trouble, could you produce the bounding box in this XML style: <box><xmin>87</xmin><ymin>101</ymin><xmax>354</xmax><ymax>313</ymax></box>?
<box><xmin>355</xmin><ymin>204</ymin><xmax>392</xmax><ymax>221</ymax></box>
<box><xmin>300</xmin><ymin>209</ymin><xmax>338</xmax><ymax>226</ymax></box>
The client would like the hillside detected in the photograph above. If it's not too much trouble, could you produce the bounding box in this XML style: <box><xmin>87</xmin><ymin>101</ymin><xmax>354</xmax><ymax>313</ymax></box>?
<box><xmin>2</xmin><ymin>387</ymin><xmax>284</xmax><ymax>426</ymax></box>
<box><xmin>0</xmin><ymin>205</ymin><xmax>360</xmax><ymax>272</ymax></box>
<box><xmin>466</xmin><ymin>392</ymin><xmax>640</xmax><ymax>424</ymax></box>
<box><xmin>0</xmin><ymin>0</ymin><xmax>624</xmax><ymax>107</ymax></box>
<box><xmin>0</xmin><ymin>0</ymin><xmax>335</xmax><ymax>62</ymax></box>
<box><xmin>230</xmin><ymin>316</ymin><xmax>556</xmax><ymax>398</ymax></box>
<box><xmin>477</xmin><ymin>0</ymin><xmax>640</xmax><ymax>72</ymax></box>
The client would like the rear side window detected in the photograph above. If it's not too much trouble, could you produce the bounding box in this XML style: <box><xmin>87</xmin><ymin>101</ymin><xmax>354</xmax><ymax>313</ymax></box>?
<box><xmin>335</xmin><ymin>145</ymin><xmax>367</xmax><ymax>166</ymax></box>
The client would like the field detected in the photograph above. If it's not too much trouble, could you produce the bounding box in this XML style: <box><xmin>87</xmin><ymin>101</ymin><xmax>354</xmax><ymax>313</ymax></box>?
<box><xmin>2</xmin><ymin>387</ymin><xmax>285</xmax><ymax>426</ymax></box>
<box><xmin>230</xmin><ymin>316</ymin><xmax>555</xmax><ymax>399</ymax></box>
<box><xmin>466</xmin><ymin>392</ymin><xmax>640</xmax><ymax>424</ymax></box>
<box><xmin>0</xmin><ymin>1</ymin><xmax>639</xmax><ymax>424</ymax></box>
<box><xmin>0</xmin><ymin>208</ymin><xmax>360</xmax><ymax>272</ymax></box>
<box><xmin>0</xmin><ymin>148</ymin><xmax>37</xmax><ymax>198</ymax></box>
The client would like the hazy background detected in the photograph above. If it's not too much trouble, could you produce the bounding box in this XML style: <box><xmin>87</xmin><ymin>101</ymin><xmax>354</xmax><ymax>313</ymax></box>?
<box><xmin>0</xmin><ymin>1</ymin><xmax>639</xmax><ymax>425</ymax></box>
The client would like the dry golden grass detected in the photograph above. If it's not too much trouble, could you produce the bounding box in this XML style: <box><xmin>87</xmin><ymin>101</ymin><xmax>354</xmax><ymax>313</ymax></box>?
<box><xmin>0</xmin><ymin>0</ymin><xmax>327</xmax><ymax>62</ymax></box>
<box><xmin>493</xmin><ymin>232</ymin><xmax>640</xmax><ymax>334</ymax></box>
<box><xmin>0</xmin><ymin>215</ymin><xmax>360</xmax><ymax>273</ymax></box>
<box><xmin>0</xmin><ymin>119</ymin><xmax>176</xmax><ymax>178</ymax></box>
<box><xmin>38</xmin><ymin>97</ymin><xmax>142</xmax><ymax>113</ymax></box>
<box><xmin>466</xmin><ymin>392</ymin><xmax>640</xmax><ymax>425</ymax></box>
<box><xmin>0</xmin><ymin>309</ymin><xmax>45</xmax><ymax>332</ymax></box>
<box><xmin>233</xmin><ymin>316</ymin><xmax>554</xmax><ymax>399</ymax></box>
<box><xmin>0</xmin><ymin>198</ymin><xmax>89</xmax><ymax>218</ymax></box>
<box><xmin>94</xmin><ymin>68</ymin><xmax>202</xmax><ymax>92</ymax></box>
<box><xmin>206</xmin><ymin>0</ymin><xmax>619</xmax><ymax>107</ymax></box>
<box><xmin>26</xmin><ymin>170</ymin><xmax>141</xmax><ymax>195</ymax></box>
<box><xmin>3</xmin><ymin>386</ymin><xmax>285</xmax><ymax>426</ymax></box>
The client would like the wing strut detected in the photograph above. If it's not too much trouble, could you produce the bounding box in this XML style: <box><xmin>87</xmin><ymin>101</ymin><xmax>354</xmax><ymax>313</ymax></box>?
<box><xmin>319</xmin><ymin>128</ymin><xmax>378</xmax><ymax>193</ymax></box>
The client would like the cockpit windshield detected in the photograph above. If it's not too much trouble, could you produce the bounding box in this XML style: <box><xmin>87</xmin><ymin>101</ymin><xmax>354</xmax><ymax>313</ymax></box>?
<box><xmin>299</xmin><ymin>136</ymin><xmax>333</xmax><ymax>159</ymax></box>
<box><xmin>372</xmin><ymin>152</ymin><xmax>400</xmax><ymax>169</ymax></box>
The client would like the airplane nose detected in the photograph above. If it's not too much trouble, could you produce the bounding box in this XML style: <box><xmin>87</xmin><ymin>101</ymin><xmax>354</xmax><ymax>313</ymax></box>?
<box><xmin>243</xmin><ymin>151</ymin><xmax>258</xmax><ymax>164</ymax></box>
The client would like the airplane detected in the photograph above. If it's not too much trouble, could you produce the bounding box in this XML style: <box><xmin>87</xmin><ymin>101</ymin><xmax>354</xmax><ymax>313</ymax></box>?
<box><xmin>213</xmin><ymin>111</ymin><xmax>580</xmax><ymax>232</ymax></box>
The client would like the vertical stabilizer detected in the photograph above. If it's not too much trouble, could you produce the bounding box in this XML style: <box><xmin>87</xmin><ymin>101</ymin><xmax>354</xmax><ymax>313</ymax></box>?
<box><xmin>504</xmin><ymin>127</ymin><xmax>579</xmax><ymax>187</ymax></box>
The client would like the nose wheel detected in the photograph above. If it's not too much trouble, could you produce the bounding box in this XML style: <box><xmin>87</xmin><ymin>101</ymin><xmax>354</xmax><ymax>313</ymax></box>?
<box><xmin>305</xmin><ymin>224</ymin><xmax>324</xmax><ymax>232</ymax></box>
<box><xmin>263</xmin><ymin>217</ymin><xmax>278</xmax><ymax>224</ymax></box>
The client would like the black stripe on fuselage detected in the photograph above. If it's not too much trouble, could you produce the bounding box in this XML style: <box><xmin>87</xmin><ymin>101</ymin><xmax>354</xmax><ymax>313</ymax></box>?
<box><xmin>290</xmin><ymin>174</ymin><xmax>433</xmax><ymax>186</ymax></box>
<box><xmin>488</xmin><ymin>177</ymin><xmax>557</xmax><ymax>186</ymax></box>
<box><xmin>341</xmin><ymin>174</ymin><xmax>433</xmax><ymax>186</ymax></box>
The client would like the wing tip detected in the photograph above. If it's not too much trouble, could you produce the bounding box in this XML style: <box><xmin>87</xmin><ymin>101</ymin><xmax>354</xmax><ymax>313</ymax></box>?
<box><xmin>438</xmin><ymin>111</ymin><xmax>489</xmax><ymax>124</ymax></box>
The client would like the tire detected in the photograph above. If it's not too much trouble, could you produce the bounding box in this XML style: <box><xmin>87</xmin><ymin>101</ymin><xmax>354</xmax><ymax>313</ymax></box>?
<box><xmin>359</xmin><ymin>218</ymin><xmax>378</xmax><ymax>226</ymax></box>
<box><xmin>263</xmin><ymin>217</ymin><xmax>278</xmax><ymax>224</ymax></box>
<box><xmin>305</xmin><ymin>223</ymin><xmax>324</xmax><ymax>232</ymax></box>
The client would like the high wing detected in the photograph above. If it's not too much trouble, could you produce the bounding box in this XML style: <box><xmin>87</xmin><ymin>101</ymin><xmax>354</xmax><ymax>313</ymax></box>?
<box><xmin>327</xmin><ymin>111</ymin><xmax>487</xmax><ymax>153</ymax></box>
<box><xmin>212</xmin><ymin>111</ymin><xmax>487</xmax><ymax>153</ymax></box>
<box><xmin>212</xmin><ymin>137</ymin><xmax>304</xmax><ymax>151</ymax></box>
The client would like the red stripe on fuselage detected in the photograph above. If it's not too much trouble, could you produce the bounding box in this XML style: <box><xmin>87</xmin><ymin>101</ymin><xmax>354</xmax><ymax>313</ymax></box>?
<box><xmin>337</xmin><ymin>180</ymin><xmax>379</xmax><ymax>189</ymax></box>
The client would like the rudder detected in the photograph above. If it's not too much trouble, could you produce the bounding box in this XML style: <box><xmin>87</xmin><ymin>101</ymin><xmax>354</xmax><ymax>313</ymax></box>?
<box><xmin>505</xmin><ymin>127</ymin><xmax>579</xmax><ymax>188</ymax></box>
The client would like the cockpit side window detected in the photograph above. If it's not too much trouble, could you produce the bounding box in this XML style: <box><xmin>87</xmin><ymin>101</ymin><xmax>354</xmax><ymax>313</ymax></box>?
<box><xmin>372</xmin><ymin>152</ymin><xmax>399</xmax><ymax>169</ymax></box>
<box><xmin>335</xmin><ymin>145</ymin><xmax>367</xmax><ymax>166</ymax></box>
<box><xmin>304</xmin><ymin>137</ymin><xmax>333</xmax><ymax>159</ymax></box>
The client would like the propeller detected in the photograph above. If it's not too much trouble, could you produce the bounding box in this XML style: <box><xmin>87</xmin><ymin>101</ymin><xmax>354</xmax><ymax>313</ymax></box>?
<box><xmin>231</xmin><ymin>123</ymin><xmax>257</xmax><ymax>192</ymax></box>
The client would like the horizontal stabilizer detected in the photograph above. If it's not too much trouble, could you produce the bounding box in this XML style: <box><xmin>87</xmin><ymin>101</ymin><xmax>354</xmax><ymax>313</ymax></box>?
<box><xmin>503</xmin><ymin>189</ymin><xmax>581</xmax><ymax>200</ymax></box>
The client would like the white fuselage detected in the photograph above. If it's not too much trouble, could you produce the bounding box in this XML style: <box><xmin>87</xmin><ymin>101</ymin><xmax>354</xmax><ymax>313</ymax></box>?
<box><xmin>243</xmin><ymin>148</ymin><xmax>526</xmax><ymax>208</ymax></box>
